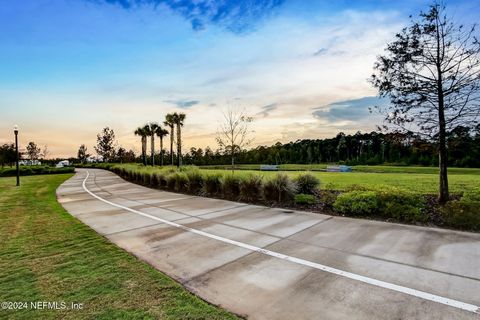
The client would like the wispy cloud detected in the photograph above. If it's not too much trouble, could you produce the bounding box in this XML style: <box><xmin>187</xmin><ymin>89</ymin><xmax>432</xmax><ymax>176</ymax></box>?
<box><xmin>257</xmin><ymin>103</ymin><xmax>278</xmax><ymax>117</ymax></box>
<box><xmin>164</xmin><ymin>99</ymin><xmax>199</xmax><ymax>108</ymax></box>
<box><xmin>90</xmin><ymin>0</ymin><xmax>285</xmax><ymax>33</ymax></box>
<box><xmin>312</xmin><ymin>48</ymin><xmax>328</xmax><ymax>56</ymax></box>
<box><xmin>312</xmin><ymin>96</ymin><xmax>389</xmax><ymax>122</ymax></box>
<box><xmin>312</xmin><ymin>47</ymin><xmax>346</xmax><ymax>57</ymax></box>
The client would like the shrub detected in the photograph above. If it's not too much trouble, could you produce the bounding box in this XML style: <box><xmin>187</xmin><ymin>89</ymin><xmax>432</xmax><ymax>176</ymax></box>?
<box><xmin>294</xmin><ymin>194</ymin><xmax>317</xmax><ymax>205</ymax></box>
<box><xmin>142</xmin><ymin>172</ymin><xmax>151</xmax><ymax>186</ymax></box>
<box><xmin>164</xmin><ymin>167</ymin><xmax>177</xmax><ymax>174</ymax></box>
<box><xmin>440</xmin><ymin>200</ymin><xmax>480</xmax><ymax>231</ymax></box>
<box><xmin>295</xmin><ymin>173</ymin><xmax>320</xmax><ymax>195</ymax></box>
<box><xmin>221</xmin><ymin>175</ymin><xmax>241</xmax><ymax>200</ymax></box>
<box><xmin>378</xmin><ymin>191</ymin><xmax>427</xmax><ymax>223</ymax></box>
<box><xmin>119</xmin><ymin>168</ymin><xmax>127</xmax><ymax>178</ymax></box>
<box><xmin>103</xmin><ymin>163</ymin><xmax>113</xmax><ymax>170</ymax></box>
<box><xmin>320</xmin><ymin>190</ymin><xmax>338</xmax><ymax>207</ymax></box>
<box><xmin>175</xmin><ymin>173</ymin><xmax>188</xmax><ymax>192</ymax></box>
<box><xmin>239</xmin><ymin>175</ymin><xmax>263</xmax><ymax>203</ymax></box>
<box><xmin>333</xmin><ymin>191</ymin><xmax>380</xmax><ymax>216</ymax></box>
<box><xmin>157</xmin><ymin>173</ymin><xmax>168</xmax><ymax>188</ymax></box>
<box><xmin>203</xmin><ymin>174</ymin><xmax>222</xmax><ymax>196</ymax></box>
<box><xmin>333</xmin><ymin>190</ymin><xmax>427</xmax><ymax>222</ymax></box>
<box><xmin>166</xmin><ymin>172</ymin><xmax>188</xmax><ymax>192</ymax></box>
<box><xmin>165</xmin><ymin>173</ymin><xmax>177</xmax><ymax>190</ymax></box>
<box><xmin>263</xmin><ymin>174</ymin><xmax>297</xmax><ymax>203</ymax></box>
<box><xmin>150</xmin><ymin>173</ymin><xmax>159</xmax><ymax>187</ymax></box>
<box><xmin>186</xmin><ymin>170</ymin><xmax>204</xmax><ymax>194</ymax></box>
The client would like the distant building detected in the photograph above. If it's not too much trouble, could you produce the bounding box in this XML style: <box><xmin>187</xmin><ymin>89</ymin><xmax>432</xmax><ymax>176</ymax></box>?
<box><xmin>56</xmin><ymin>160</ymin><xmax>70</xmax><ymax>168</ymax></box>
<box><xmin>260</xmin><ymin>165</ymin><xmax>279</xmax><ymax>171</ymax></box>
<box><xmin>87</xmin><ymin>155</ymin><xmax>103</xmax><ymax>163</ymax></box>
<box><xmin>326</xmin><ymin>165</ymin><xmax>352</xmax><ymax>172</ymax></box>
<box><xmin>19</xmin><ymin>160</ymin><xmax>42</xmax><ymax>166</ymax></box>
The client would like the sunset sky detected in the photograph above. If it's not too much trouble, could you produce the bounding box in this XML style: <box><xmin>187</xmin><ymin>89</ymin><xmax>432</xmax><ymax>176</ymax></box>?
<box><xmin>0</xmin><ymin>0</ymin><xmax>478</xmax><ymax>158</ymax></box>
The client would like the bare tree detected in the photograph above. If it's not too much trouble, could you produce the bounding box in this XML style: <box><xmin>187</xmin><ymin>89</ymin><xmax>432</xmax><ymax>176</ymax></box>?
<box><xmin>41</xmin><ymin>145</ymin><xmax>50</xmax><ymax>160</ymax></box>
<box><xmin>216</xmin><ymin>108</ymin><xmax>254</xmax><ymax>172</ymax></box>
<box><xmin>371</xmin><ymin>3</ymin><xmax>480</xmax><ymax>203</ymax></box>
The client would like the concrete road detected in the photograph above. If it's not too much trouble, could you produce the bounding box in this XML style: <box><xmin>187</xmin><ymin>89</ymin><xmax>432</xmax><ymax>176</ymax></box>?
<box><xmin>57</xmin><ymin>169</ymin><xmax>480</xmax><ymax>319</ymax></box>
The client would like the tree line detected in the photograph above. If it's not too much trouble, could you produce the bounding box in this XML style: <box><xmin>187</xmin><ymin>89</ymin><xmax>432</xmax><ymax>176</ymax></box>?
<box><xmin>181</xmin><ymin>127</ymin><xmax>480</xmax><ymax>167</ymax></box>
<box><xmin>0</xmin><ymin>142</ymin><xmax>49</xmax><ymax>167</ymax></box>
<box><xmin>83</xmin><ymin>124</ymin><xmax>480</xmax><ymax>169</ymax></box>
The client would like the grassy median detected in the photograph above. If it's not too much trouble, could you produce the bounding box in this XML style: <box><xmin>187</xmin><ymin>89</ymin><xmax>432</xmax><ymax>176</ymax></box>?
<box><xmin>0</xmin><ymin>174</ymin><xmax>238</xmax><ymax>320</ymax></box>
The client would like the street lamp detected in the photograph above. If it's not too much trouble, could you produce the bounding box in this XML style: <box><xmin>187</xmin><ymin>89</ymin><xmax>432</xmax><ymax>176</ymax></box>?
<box><xmin>14</xmin><ymin>125</ymin><xmax>19</xmax><ymax>186</ymax></box>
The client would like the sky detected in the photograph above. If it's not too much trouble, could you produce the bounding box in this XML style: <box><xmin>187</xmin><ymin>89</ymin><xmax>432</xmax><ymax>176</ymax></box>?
<box><xmin>0</xmin><ymin>0</ymin><xmax>478</xmax><ymax>158</ymax></box>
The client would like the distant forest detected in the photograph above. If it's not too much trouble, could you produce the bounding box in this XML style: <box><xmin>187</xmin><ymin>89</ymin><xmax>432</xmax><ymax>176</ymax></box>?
<box><xmin>183</xmin><ymin>126</ymin><xmax>480</xmax><ymax>167</ymax></box>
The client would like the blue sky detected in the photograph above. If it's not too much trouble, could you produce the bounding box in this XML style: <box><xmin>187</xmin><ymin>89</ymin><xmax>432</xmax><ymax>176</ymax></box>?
<box><xmin>0</xmin><ymin>0</ymin><xmax>478</xmax><ymax>157</ymax></box>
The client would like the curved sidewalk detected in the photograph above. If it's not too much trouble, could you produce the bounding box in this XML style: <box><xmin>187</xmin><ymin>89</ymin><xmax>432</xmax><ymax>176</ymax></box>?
<box><xmin>57</xmin><ymin>169</ymin><xmax>480</xmax><ymax>319</ymax></box>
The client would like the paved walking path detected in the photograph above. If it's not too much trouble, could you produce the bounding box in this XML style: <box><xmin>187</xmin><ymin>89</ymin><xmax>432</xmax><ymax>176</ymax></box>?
<box><xmin>57</xmin><ymin>169</ymin><xmax>480</xmax><ymax>319</ymax></box>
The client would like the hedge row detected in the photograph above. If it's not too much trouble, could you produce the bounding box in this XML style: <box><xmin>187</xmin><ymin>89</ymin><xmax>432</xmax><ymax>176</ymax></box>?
<box><xmin>0</xmin><ymin>166</ymin><xmax>74</xmax><ymax>177</ymax></box>
<box><xmin>109</xmin><ymin>166</ymin><xmax>429</xmax><ymax>224</ymax></box>
<box><xmin>110</xmin><ymin>165</ymin><xmax>318</xmax><ymax>205</ymax></box>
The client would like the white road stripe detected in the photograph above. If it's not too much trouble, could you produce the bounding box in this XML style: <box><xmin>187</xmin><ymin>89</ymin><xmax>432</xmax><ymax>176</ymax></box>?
<box><xmin>81</xmin><ymin>170</ymin><xmax>479</xmax><ymax>314</ymax></box>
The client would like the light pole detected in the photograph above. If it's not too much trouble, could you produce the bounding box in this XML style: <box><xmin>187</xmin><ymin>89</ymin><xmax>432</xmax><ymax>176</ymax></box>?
<box><xmin>14</xmin><ymin>125</ymin><xmax>19</xmax><ymax>186</ymax></box>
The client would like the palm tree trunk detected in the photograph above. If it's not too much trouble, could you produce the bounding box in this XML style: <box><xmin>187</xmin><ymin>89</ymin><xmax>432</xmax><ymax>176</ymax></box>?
<box><xmin>151</xmin><ymin>135</ymin><xmax>155</xmax><ymax>166</ymax></box>
<box><xmin>177</xmin><ymin>124</ymin><xmax>182</xmax><ymax>167</ymax></box>
<box><xmin>170</xmin><ymin>126</ymin><xmax>174</xmax><ymax>166</ymax></box>
<box><xmin>142</xmin><ymin>137</ymin><xmax>146</xmax><ymax>166</ymax></box>
<box><xmin>159</xmin><ymin>137</ymin><xmax>164</xmax><ymax>166</ymax></box>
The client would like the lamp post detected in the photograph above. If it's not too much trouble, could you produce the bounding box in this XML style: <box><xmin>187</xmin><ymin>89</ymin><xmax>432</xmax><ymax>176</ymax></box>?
<box><xmin>14</xmin><ymin>125</ymin><xmax>19</xmax><ymax>186</ymax></box>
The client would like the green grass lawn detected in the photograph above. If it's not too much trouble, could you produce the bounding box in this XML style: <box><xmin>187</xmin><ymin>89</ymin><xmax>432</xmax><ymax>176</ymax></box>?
<box><xmin>0</xmin><ymin>174</ymin><xmax>238</xmax><ymax>320</ymax></box>
<box><xmin>199</xmin><ymin>163</ymin><xmax>480</xmax><ymax>175</ymax></box>
<box><xmin>201</xmin><ymin>169</ymin><xmax>479</xmax><ymax>194</ymax></box>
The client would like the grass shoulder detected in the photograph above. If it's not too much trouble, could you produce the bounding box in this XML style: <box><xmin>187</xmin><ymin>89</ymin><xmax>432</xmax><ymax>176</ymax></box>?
<box><xmin>0</xmin><ymin>174</ymin><xmax>239</xmax><ymax>320</ymax></box>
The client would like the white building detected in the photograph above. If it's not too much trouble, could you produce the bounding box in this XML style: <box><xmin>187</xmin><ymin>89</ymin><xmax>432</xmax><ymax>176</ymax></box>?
<box><xmin>55</xmin><ymin>160</ymin><xmax>70</xmax><ymax>168</ymax></box>
<box><xmin>19</xmin><ymin>160</ymin><xmax>42</xmax><ymax>166</ymax></box>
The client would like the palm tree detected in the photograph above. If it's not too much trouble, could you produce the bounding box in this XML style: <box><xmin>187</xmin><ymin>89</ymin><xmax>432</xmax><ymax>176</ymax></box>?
<box><xmin>134</xmin><ymin>126</ymin><xmax>148</xmax><ymax>165</ymax></box>
<box><xmin>147</xmin><ymin>122</ymin><xmax>159</xmax><ymax>166</ymax></box>
<box><xmin>155</xmin><ymin>126</ymin><xmax>169</xmax><ymax>166</ymax></box>
<box><xmin>172</xmin><ymin>112</ymin><xmax>186</xmax><ymax>167</ymax></box>
<box><xmin>164</xmin><ymin>114</ymin><xmax>175</xmax><ymax>166</ymax></box>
